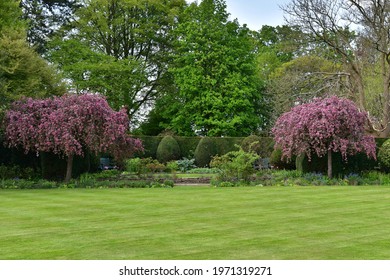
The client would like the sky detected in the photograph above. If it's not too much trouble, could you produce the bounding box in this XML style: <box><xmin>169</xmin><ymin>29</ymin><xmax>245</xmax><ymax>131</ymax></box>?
<box><xmin>225</xmin><ymin>0</ymin><xmax>291</xmax><ymax>30</ymax></box>
<box><xmin>187</xmin><ymin>0</ymin><xmax>291</xmax><ymax>31</ymax></box>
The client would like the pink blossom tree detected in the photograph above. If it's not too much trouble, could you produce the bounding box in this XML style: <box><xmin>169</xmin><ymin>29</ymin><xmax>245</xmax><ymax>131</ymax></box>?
<box><xmin>4</xmin><ymin>94</ymin><xmax>143</xmax><ymax>182</ymax></box>
<box><xmin>272</xmin><ymin>96</ymin><xmax>376</xmax><ymax>178</ymax></box>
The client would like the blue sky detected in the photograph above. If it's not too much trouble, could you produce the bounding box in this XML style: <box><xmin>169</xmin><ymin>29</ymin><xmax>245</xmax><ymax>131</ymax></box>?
<box><xmin>187</xmin><ymin>0</ymin><xmax>291</xmax><ymax>30</ymax></box>
<box><xmin>225</xmin><ymin>0</ymin><xmax>291</xmax><ymax>30</ymax></box>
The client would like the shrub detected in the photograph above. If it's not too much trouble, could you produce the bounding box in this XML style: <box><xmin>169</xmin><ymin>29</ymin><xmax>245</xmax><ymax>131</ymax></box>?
<box><xmin>210</xmin><ymin>146</ymin><xmax>259</xmax><ymax>183</ymax></box>
<box><xmin>125</xmin><ymin>158</ymin><xmax>142</xmax><ymax>173</ymax></box>
<box><xmin>92</xmin><ymin>169</ymin><xmax>121</xmax><ymax>179</ymax></box>
<box><xmin>126</xmin><ymin>157</ymin><xmax>165</xmax><ymax>175</ymax></box>
<box><xmin>156</xmin><ymin>135</ymin><xmax>181</xmax><ymax>163</ymax></box>
<box><xmin>241</xmin><ymin>135</ymin><xmax>273</xmax><ymax>157</ymax></box>
<box><xmin>378</xmin><ymin>139</ymin><xmax>390</xmax><ymax>172</ymax></box>
<box><xmin>142</xmin><ymin>158</ymin><xmax>165</xmax><ymax>173</ymax></box>
<box><xmin>0</xmin><ymin>179</ymin><xmax>58</xmax><ymax>189</ymax></box>
<box><xmin>194</xmin><ymin>137</ymin><xmax>217</xmax><ymax>167</ymax></box>
<box><xmin>177</xmin><ymin>157</ymin><xmax>196</xmax><ymax>172</ymax></box>
<box><xmin>166</xmin><ymin>161</ymin><xmax>179</xmax><ymax>172</ymax></box>
<box><xmin>0</xmin><ymin>164</ymin><xmax>37</xmax><ymax>180</ymax></box>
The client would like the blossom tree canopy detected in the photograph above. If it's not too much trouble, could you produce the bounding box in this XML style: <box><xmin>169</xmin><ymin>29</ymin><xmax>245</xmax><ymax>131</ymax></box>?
<box><xmin>4</xmin><ymin>94</ymin><xmax>143</xmax><ymax>181</ymax></box>
<box><xmin>272</xmin><ymin>96</ymin><xmax>376</xmax><ymax>177</ymax></box>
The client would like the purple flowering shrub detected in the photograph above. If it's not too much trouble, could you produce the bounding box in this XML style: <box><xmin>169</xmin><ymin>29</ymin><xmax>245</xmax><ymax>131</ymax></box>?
<box><xmin>272</xmin><ymin>96</ymin><xmax>376</xmax><ymax>177</ymax></box>
<box><xmin>4</xmin><ymin>94</ymin><xmax>143</xmax><ymax>181</ymax></box>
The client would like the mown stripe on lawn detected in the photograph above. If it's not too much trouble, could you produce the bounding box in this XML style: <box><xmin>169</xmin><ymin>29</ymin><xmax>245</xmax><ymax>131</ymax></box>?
<box><xmin>0</xmin><ymin>186</ymin><xmax>390</xmax><ymax>259</ymax></box>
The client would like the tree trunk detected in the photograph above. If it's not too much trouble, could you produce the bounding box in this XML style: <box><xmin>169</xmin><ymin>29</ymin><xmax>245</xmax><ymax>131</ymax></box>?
<box><xmin>327</xmin><ymin>150</ymin><xmax>332</xmax><ymax>179</ymax></box>
<box><xmin>380</xmin><ymin>54</ymin><xmax>390</xmax><ymax>137</ymax></box>
<box><xmin>65</xmin><ymin>154</ymin><xmax>74</xmax><ymax>183</ymax></box>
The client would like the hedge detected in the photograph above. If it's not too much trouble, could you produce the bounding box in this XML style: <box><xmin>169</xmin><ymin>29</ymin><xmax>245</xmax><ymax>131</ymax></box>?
<box><xmin>156</xmin><ymin>135</ymin><xmax>181</xmax><ymax>163</ymax></box>
<box><xmin>1</xmin><ymin>133</ymin><xmax>384</xmax><ymax>178</ymax></box>
<box><xmin>295</xmin><ymin>138</ymin><xmax>386</xmax><ymax>176</ymax></box>
<box><xmin>40</xmin><ymin>152</ymin><xmax>99</xmax><ymax>180</ymax></box>
<box><xmin>134</xmin><ymin>135</ymin><xmax>274</xmax><ymax>160</ymax></box>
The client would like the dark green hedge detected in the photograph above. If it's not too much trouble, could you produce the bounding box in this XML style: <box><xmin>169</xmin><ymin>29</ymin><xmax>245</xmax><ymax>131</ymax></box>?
<box><xmin>175</xmin><ymin>136</ymin><xmax>201</xmax><ymax>158</ymax></box>
<box><xmin>40</xmin><ymin>152</ymin><xmax>99</xmax><ymax>180</ymax></box>
<box><xmin>132</xmin><ymin>135</ymin><xmax>275</xmax><ymax>167</ymax></box>
<box><xmin>2</xmin><ymin>133</ymin><xmax>383</xmax><ymax>179</ymax></box>
<box><xmin>295</xmin><ymin>138</ymin><xmax>385</xmax><ymax>176</ymax></box>
<box><xmin>134</xmin><ymin>136</ymin><xmax>163</xmax><ymax>158</ymax></box>
<box><xmin>156</xmin><ymin>136</ymin><xmax>181</xmax><ymax>163</ymax></box>
<box><xmin>0</xmin><ymin>133</ymin><xmax>40</xmax><ymax>170</ymax></box>
<box><xmin>134</xmin><ymin>135</ymin><xmax>274</xmax><ymax>160</ymax></box>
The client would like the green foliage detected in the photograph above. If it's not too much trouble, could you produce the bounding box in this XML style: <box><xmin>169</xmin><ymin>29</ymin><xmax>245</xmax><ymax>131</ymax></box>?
<box><xmin>166</xmin><ymin>161</ymin><xmax>179</xmax><ymax>172</ymax></box>
<box><xmin>142</xmin><ymin>158</ymin><xmax>166</xmax><ymax>173</ymax></box>
<box><xmin>133</xmin><ymin>136</ymin><xmax>163</xmax><ymax>158</ymax></box>
<box><xmin>0</xmin><ymin>133</ymin><xmax>41</xmax><ymax>170</ymax></box>
<box><xmin>177</xmin><ymin>157</ymin><xmax>196</xmax><ymax>172</ymax></box>
<box><xmin>174</xmin><ymin>136</ymin><xmax>200</xmax><ymax>158</ymax></box>
<box><xmin>250</xmin><ymin>169</ymin><xmax>390</xmax><ymax>187</ymax></box>
<box><xmin>214</xmin><ymin>137</ymin><xmax>244</xmax><ymax>156</ymax></box>
<box><xmin>194</xmin><ymin>137</ymin><xmax>217</xmax><ymax>167</ymax></box>
<box><xmin>49</xmin><ymin>0</ymin><xmax>186</xmax><ymax>119</ymax></box>
<box><xmin>49</xmin><ymin>39</ymin><xmax>148</xmax><ymax>114</ymax></box>
<box><xmin>0</xmin><ymin>0</ymin><xmax>26</xmax><ymax>34</ymax></box>
<box><xmin>134</xmin><ymin>135</ymin><xmax>254</xmax><ymax>161</ymax></box>
<box><xmin>0</xmin><ymin>30</ymin><xmax>65</xmax><ymax>106</ymax></box>
<box><xmin>167</xmin><ymin>0</ymin><xmax>266</xmax><ymax>136</ymax></box>
<box><xmin>241</xmin><ymin>135</ymin><xmax>274</xmax><ymax>157</ymax></box>
<box><xmin>125</xmin><ymin>157</ymin><xmax>170</xmax><ymax>175</ymax></box>
<box><xmin>156</xmin><ymin>135</ymin><xmax>181</xmax><ymax>163</ymax></box>
<box><xmin>20</xmin><ymin>0</ymin><xmax>81</xmax><ymax>55</ymax></box>
<box><xmin>125</xmin><ymin>158</ymin><xmax>143</xmax><ymax>175</ymax></box>
<box><xmin>210</xmin><ymin>146</ymin><xmax>259</xmax><ymax>183</ymax></box>
<box><xmin>378</xmin><ymin>139</ymin><xmax>390</xmax><ymax>171</ymax></box>
<box><xmin>0</xmin><ymin>1</ymin><xmax>63</xmax><ymax>106</ymax></box>
<box><xmin>0</xmin><ymin>179</ymin><xmax>58</xmax><ymax>189</ymax></box>
<box><xmin>0</xmin><ymin>165</ymin><xmax>37</xmax><ymax>180</ymax></box>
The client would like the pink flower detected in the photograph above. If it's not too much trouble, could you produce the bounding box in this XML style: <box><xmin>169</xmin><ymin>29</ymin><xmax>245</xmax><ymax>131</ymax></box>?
<box><xmin>272</xmin><ymin>96</ymin><xmax>376</xmax><ymax>161</ymax></box>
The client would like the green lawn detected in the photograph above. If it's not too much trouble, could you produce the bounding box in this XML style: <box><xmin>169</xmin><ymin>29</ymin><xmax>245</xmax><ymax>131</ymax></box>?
<box><xmin>1</xmin><ymin>186</ymin><xmax>390</xmax><ymax>260</ymax></box>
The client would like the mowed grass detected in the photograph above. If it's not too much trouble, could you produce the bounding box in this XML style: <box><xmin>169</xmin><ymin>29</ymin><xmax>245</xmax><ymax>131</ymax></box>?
<box><xmin>1</xmin><ymin>186</ymin><xmax>390</xmax><ymax>260</ymax></box>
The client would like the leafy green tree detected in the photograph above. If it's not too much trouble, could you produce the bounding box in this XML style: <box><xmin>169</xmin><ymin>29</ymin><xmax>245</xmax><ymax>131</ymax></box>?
<box><xmin>20</xmin><ymin>0</ymin><xmax>81</xmax><ymax>54</ymax></box>
<box><xmin>0</xmin><ymin>0</ymin><xmax>65</xmax><ymax>110</ymax></box>
<box><xmin>252</xmin><ymin>25</ymin><xmax>308</xmax><ymax>131</ymax></box>
<box><xmin>48</xmin><ymin>38</ymin><xmax>147</xmax><ymax>118</ymax></box>
<box><xmin>0</xmin><ymin>0</ymin><xmax>26</xmax><ymax>33</ymax></box>
<box><xmin>49</xmin><ymin>0</ymin><xmax>186</xmax><ymax>119</ymax></box>
<box><xmin>167</xmin><ymin>0</ymin><xmax>266</xmax><ymax>136</ymax></box>
<box><xmin>255</xmin><ymin>25</ymin><xmax>304</xmax><ymax>80</ymax></box>
<box><xmin>0</xmin><ymin>31</ymin><xmax>65</xmax><ymax>104</ymax></box>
